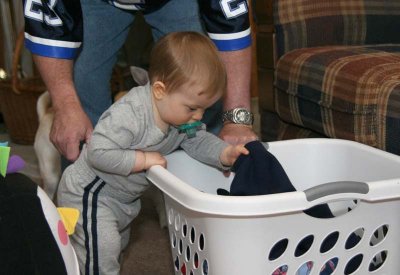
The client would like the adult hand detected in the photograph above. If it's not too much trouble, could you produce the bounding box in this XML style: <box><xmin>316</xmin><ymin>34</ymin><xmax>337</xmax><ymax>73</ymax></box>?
<box><xmin>32</xmin><ymin>55</ymin><xmax>90</xmax><ymax>162</ymax></box>
<box><xmin>219</xmin><ymin>123</ymin><xmax>258</xmax><ymax>145</ymax></box>
<box><xmin>50</xmin><ymin>100</ymin><xmax>93</xmax><ymax>162</ymax></box>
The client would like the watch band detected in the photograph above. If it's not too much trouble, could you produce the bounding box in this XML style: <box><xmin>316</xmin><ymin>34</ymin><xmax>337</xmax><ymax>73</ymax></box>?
<box><xmin>222</xmin><ymin>108</ymin><xmax>254</xmax><ymax>125</ymax></box>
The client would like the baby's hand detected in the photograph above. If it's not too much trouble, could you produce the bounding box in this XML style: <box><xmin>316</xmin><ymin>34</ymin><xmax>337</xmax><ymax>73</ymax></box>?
<box><xmin>144</xmin><ymin>152</ymin><xmax>167</xmax><ymax>169</ymax></box>
<box><xmin>220</xmin><ymin>144</ymin><xmax>249</xmax><ymax>167</ymax></box>
<box><xmin>133</xmin><ymin>151</ymin><xmax>167</xmax><ymax>172</ymax></box>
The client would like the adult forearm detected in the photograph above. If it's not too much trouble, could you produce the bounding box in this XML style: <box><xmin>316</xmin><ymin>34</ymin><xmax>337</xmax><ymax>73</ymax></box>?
<box><xmin>218</xmin><ymin>46</ymin><xmax>252</xmax><ymax>111</ymax></box>
<box><xmin>33</xmin><ymin>55</ymin><xmax>81</xmax><ymax>111</ymax></box>
<box><xmin>217</xmin><ymin>46</ymin><xmax>258</xmax><ymax>144</ymax></box>
<box><xmin>33</xmin><ymin>54</ymin><xmax>93</xmax><ymax>161</ymax></box>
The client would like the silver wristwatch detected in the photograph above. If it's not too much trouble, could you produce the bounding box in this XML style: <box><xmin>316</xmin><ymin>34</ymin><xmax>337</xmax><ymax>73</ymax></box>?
<box><xmin>222</xmin><ymin>108</ymin><xmax>254</xmax><ymax>125</ymax></box>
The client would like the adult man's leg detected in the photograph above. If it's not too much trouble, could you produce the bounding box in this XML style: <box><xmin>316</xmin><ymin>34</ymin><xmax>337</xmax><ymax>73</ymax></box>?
<box><xmin>74</xmin><ymin>0</ymin><xmax>135</xmax><ymax>126</ymax></box>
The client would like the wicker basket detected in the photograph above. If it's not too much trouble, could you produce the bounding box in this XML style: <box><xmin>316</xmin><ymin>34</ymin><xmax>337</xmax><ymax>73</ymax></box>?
<box><xmin>0</xmin><ymin>30</ymin><xmax>46</xmax><ymax>145</ymax></box>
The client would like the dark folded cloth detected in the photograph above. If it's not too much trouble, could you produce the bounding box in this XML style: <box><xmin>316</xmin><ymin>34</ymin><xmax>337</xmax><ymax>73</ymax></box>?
<box><xmin>0</xmin><ymin>173</ymin><xmax>67</xmax><ymax>275</ymax></box>
<box><xmin>231</xmin><ymin>140</ymin><xmax>296</xmax><ymax>195</ymax></box>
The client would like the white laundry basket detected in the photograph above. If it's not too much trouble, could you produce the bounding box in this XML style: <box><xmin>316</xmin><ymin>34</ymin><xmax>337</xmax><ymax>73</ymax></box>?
<box><xmin>146</xmin><ymin>139</ymin><xmax>400</xmax><ymax>275</ymax></box>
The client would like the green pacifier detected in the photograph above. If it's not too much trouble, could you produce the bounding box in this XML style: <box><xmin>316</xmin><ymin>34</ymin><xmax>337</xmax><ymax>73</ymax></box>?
<box><xmin>177</xmin><ymin>121</ymin><xmax>202</xmax><ymax>138</ymax></box>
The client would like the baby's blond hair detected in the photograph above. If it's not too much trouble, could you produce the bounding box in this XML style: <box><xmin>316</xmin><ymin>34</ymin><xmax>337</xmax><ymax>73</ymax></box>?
<box><xmin>148</xmin><ymin>32</ymin><xmax>227</xmax><ymax>98</ymax></box>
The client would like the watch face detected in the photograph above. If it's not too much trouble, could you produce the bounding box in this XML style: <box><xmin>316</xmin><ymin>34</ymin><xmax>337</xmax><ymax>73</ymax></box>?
<box><xmin>233</xmin><ymin>108</ymin><xmax>251</xmax><ymax>124</ymax></box>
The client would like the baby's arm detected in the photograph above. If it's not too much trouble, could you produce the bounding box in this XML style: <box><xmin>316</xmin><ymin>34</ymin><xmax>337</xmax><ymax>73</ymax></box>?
<box><xmin>132</xmin><ymin>151</ymin><xmax>167</xmax><ymax>173</ymax></box>
<box><xmin>219</xmin><ymin>145</ymin><xmax>249</xmax><ymax>167</ymax></box>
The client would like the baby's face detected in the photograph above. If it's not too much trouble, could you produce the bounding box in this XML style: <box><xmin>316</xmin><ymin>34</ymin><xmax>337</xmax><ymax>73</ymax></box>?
<box><xmin>157</xmin><ymin>82</ymin><xmax>221</xmax><ymax>127</ymax></box>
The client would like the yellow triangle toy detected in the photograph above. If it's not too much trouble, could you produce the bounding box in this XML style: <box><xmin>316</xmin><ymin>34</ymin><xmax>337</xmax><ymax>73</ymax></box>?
<box><xmin>57</xmin><ymin>207</ymin><xmax>80</xmax><ymax>235</ymax></box>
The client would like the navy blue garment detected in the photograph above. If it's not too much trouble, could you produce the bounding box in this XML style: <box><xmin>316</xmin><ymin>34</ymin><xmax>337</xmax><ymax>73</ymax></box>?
<box><xmin>227</xmin><ymin>141</ymin><xmax>334</xmax><ymax>218</ymax></box>
<box><xmin>230</xmin><ymin>141</ymin><xmax>295</xmax><ymax>195</ymax></box>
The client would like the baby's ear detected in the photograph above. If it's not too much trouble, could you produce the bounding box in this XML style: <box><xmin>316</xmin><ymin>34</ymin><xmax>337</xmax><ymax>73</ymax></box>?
<box><xmin>152</xmin><ymin>81</ymin><xmax>167</xmax><ymax>100</ymax></box>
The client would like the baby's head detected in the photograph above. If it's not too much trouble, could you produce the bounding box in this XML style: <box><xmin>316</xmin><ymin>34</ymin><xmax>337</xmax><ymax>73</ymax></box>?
<box><xmin>149</xmin><ymin>31</ymin><xmax>226</xmax><ymax>98</ymax></box>
<box><xmin>149</xmin><ymin>32</ymin><xmax>227</xmax><ymax>127</ymax></box>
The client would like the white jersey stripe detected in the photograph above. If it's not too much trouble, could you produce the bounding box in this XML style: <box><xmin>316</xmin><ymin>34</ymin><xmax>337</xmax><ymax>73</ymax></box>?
<box><xmin>25</xmin><ymin>33</ymin><xmax>81</xmax><ymax>48</ymax></box>
<box><xmin>110</xmin><ymin>2</ymin><xmax>141</xmax><ymax>10</ymax></box>
<box><xmin>207</xmin><ymin>28</ymin><xmax>250</xmax><ymax>40</ymax></box>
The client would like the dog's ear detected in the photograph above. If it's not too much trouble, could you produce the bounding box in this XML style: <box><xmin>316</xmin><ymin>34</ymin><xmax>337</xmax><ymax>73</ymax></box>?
<box><xmin>130</xmin><ymin>66</ymin><xmax>149</xmax><ymax>86</ymax></box>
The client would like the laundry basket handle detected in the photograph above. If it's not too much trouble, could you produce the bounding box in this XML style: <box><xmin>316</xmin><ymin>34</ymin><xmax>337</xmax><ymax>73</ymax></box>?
<box><xmin>304</xmin><ymin>181</ymin><xmax>369</xmax><ymax>202</ymax></box>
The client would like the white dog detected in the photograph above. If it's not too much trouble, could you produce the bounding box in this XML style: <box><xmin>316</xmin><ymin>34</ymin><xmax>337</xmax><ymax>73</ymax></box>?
<box><xmin>34</xmin><ymin>91</ymin><xmax>61</xmax><ymax>200</ymax></box>
<box><xmin>34</xmin><ymin>66</ymin><xmax>167</xmax><ymax>228</ymax></box>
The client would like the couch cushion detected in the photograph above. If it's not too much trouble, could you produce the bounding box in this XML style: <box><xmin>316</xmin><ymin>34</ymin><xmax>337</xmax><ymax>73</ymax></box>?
<box><xmin>274</xmin><ymin>44</ymin><xmax>400</xmax><ymax>154</ymax></box>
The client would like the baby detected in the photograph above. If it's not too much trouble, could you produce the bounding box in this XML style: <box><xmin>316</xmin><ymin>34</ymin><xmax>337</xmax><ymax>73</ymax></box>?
<box><xmin>57</xmin><ymin>31</ymin><xmax>248</xmax><ymax>275</ymax></box>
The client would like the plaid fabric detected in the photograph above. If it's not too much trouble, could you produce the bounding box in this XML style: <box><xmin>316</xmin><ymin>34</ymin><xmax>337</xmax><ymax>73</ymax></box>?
<box><xmin>273</xmin><ymin>0</ymin><xmax>400</xmax><ymax>58</ymax></box>
<box><xmin>274</xmin><ymin>44</ymin><xmax>400</xmax><ymax>154</ymax></box>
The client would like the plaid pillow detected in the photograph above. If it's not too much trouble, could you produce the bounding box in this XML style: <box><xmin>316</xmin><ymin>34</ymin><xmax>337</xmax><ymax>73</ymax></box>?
<box><xmin>274</xmin><ymin>0</ymin><xmax>400</xmax><ymax>58</ymax></box>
